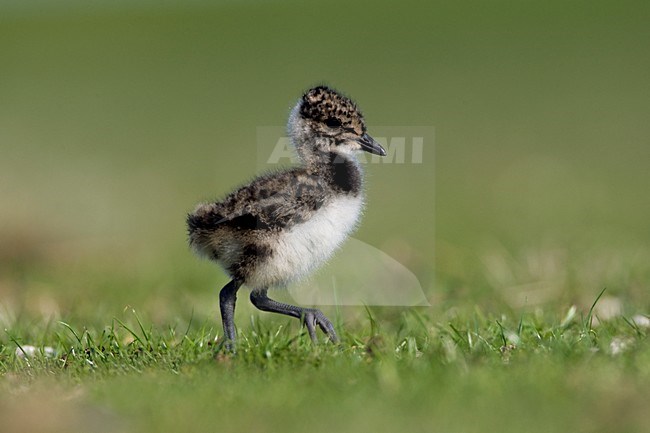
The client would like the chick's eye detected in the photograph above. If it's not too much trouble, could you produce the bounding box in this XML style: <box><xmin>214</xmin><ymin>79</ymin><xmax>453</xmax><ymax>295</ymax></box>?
<box><xmin>325</xmin><ymin>117</ymin><xmax>341</xmax><ymax>128</ymax></box>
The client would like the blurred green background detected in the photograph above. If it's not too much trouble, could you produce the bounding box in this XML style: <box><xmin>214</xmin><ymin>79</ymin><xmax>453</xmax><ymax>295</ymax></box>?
<box><xmin>2</xmin><ymin>2</ymin><xmax>650</xmax><ymax>433</ymax></box>
<box><xmin>1</xmin><ymin>0</ymin><xmax>650</xmax><ymax>323</ymax></box>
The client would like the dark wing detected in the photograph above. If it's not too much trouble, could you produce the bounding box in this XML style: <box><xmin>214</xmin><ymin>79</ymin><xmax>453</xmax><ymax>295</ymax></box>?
<box><xmin>189</xmin><ymin>169</ymin><xmax>328</xmax><ymax>233</ymax></box>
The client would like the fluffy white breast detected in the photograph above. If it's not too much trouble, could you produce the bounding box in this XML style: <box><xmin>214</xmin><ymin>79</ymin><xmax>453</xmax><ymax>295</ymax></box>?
<box><xmin>249</xmin><ymin>194</ymin><xmax>364</xmax><ymax>288</ymax></box>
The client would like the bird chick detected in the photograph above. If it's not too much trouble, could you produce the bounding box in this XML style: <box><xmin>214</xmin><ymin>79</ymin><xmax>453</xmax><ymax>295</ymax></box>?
<box><xmin>187</xmin><ymin>85</ymin><xmax>386</xmax><ymax>345</ymax></box>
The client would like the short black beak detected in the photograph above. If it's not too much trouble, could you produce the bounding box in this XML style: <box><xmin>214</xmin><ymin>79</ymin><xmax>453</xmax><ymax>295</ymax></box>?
<box><xmin>357</xmin><ymin>133</ymin><xmax>387</xmax><ymax>156</ymax></box>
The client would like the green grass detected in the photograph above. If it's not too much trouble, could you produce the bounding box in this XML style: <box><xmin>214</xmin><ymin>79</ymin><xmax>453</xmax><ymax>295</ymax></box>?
<box><xmin>2</xmin><ymin>0</ymin><xmax>650</xmax><ymax>432</ymax></box>
<box><xmin>2</xmin><ymin>303</ymin><xmax>649</xmax><ymax>432</ymax></box>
